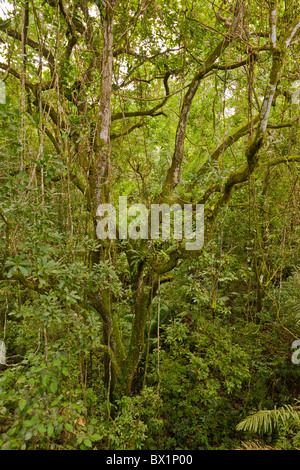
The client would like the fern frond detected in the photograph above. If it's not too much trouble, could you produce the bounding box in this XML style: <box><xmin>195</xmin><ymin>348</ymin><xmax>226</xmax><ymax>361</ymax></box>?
<box><xmin>236</xmin><ymin>404</ymin><xmax>300</xmax><ymax>435</ymax></box>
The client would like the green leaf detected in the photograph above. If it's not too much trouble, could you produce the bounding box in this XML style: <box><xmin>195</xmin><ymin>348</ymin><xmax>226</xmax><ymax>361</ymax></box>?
<box><xmin>7</xmin><ymin>267</ymin><xmax>15</xmax><ymax>278</ymax></box>
<box><xmin>47</xmin><ymin>424</ymin><xmax>54</xmax><ymax>437</ymax></box>
<box><xmin>37</xmin><ymin>424</ymin><xmax>46</xmax><ymax>434</ymax></box>
<box><xmin>19</xmin><ymin>266</ymin><xmax>29</xmax><ymax>276</ymax></box>
<box><xmin>42</xmin><ymin>374</ymin><xmax>49</xmax><ymax>387</ymax></box>
<box><xmin>19</xmin><ymin>398</ymin><xmax>27</xmax><ymax>411</ymax></box>
<box><xmin>28</xmin><ymin>378</ymin><xmax>35</xmax><ymax>387</ymax></box>
<box><xmin>83</xmin><ymin>438</ymin><xmax>92</xmax><ymax>448</ymax></box>
<box><xmin>7</xmin><ymin>426</ymin><xmax>17</xmax><ymax>436</ymax></box>
<box><xmin>50</xmin><ymin>381</ymin><xmax>58</xmax><ymax>393</ymax></box>
<box><xmin>65</xmin><ymin>423</ymin><xmax>73</xmax><ymax>433</ymax></box>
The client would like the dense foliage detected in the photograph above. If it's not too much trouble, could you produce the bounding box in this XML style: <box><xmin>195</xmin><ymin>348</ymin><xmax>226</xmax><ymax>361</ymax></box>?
<box><xmin>0</xmin><ymin>0</ymin><xmax>299</xmax><ymax>450</ymax></box>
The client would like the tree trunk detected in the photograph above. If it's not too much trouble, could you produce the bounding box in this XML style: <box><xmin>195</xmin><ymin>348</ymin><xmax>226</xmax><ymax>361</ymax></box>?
<box><xmin>88</xmin><ymin>1</ymin><xmax>121</xmax><ymax>396</ymax></box>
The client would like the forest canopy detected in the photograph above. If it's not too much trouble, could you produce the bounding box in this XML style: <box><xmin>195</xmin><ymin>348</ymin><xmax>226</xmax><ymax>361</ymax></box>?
<box><xmin>0</xmin><ymin>0</ymin><xmax>299</xmax><ymax>451</ymax></box>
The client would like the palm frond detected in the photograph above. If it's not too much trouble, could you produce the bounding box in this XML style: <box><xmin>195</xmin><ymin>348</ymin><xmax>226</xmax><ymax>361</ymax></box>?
<box><xmin>236</xmin><ymin>404</ymin><xmax>300</xmax><ymax>435</ymax></box>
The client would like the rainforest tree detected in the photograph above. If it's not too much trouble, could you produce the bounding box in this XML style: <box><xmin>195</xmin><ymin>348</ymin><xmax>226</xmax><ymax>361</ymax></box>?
<box><xmin>0</xmin><ymin>0</ymin><xmax>299</xmax><ymax>450</ymax></box>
